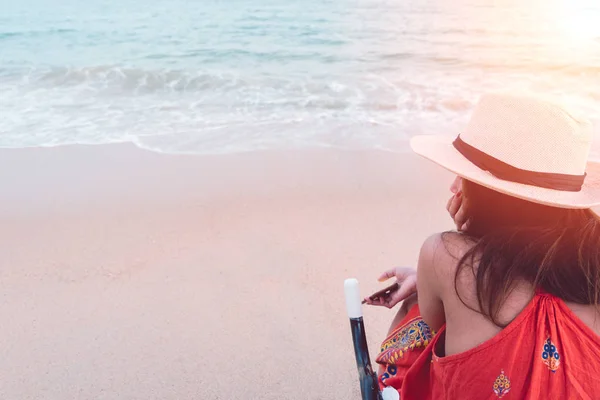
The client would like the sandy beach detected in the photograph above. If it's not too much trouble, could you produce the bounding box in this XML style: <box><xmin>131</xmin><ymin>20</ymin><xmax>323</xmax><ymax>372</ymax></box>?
<box><xmin>0</xmin><ymin>145</ymin><xmax>454</xmax><ymax>399</ymax></box>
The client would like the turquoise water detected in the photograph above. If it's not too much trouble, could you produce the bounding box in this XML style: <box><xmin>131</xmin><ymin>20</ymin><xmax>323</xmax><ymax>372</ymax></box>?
<box><xmin>1</xmin><ymin>0</ymin><xmax>599</xmax><ymax>154</ymax></box>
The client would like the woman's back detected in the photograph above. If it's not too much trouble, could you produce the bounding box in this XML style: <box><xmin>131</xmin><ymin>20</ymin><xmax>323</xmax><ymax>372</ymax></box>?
<box><xmin>374</xmin><ymin>232</ymin><xmax>600</xmax><ymax>399</ymax></box>
<box><xmin>395</xmin><ymin>233</ymin><xmax>600</xmax><ymax>399</ymax></box>
<box><xmin>402</xmin><ymin>289</ymin><xmax>600</xmax><ymax>399</ymax></box>
<box><xmin>433</xmin><ymin>232</ymin><xmax>600</xmax><ymax>357</ymax></box>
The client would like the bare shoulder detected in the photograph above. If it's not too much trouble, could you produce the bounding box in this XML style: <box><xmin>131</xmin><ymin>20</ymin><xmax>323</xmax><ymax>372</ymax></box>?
<box><xmin>416</xmin><ymin>232</ymin><xmax>477</xmax><ymax>330</ymax></box>
<box><xmin>419</xmin><ymin>232</ymin><xmax>475</xmax><ymax>283</ymax></box>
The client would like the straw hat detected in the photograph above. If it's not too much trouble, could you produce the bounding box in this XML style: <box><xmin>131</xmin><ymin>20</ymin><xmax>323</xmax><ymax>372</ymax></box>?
<box><xmin>410</xmin><ymin>93</ymin><xmax>600</xmax><ymax>209</ymax></box>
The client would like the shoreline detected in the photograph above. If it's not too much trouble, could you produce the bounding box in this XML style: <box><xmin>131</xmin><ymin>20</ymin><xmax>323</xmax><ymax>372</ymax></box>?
<box><xmin>0</xmin><ymin>143</ymin><xmax>442</xmax><ymax>216</ymax></box>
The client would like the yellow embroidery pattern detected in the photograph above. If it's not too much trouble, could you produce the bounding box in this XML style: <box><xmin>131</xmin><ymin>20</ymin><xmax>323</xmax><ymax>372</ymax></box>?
<box><xmin>376</xmin><ymin>317</ymin><xmax>433</xmax><ymax>365</ymax></box>
<box><xmin>493</xmin><ymin>370</ymin><xmax>511</xmax><ymax>398</ymax></box>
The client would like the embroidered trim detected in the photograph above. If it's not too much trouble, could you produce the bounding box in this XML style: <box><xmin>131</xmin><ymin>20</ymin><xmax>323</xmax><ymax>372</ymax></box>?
<box><xmin>376</xmin><ymin>316</ymin><xmax>433</xmax><ymax>365</ymax></box>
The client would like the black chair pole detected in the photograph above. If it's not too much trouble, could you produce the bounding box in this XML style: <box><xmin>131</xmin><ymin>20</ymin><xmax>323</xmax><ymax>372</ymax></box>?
<box><xmin>345</xmin><ymin>279</ymin><xmax>383</xmax><ymax>400</ymax></box>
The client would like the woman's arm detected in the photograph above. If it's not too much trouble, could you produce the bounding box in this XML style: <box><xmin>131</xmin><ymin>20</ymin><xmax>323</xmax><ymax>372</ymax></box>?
<box><xmin>416</xmin><ymin>233</ymin><xmax>447</xmax><ymax>331</ymax></box>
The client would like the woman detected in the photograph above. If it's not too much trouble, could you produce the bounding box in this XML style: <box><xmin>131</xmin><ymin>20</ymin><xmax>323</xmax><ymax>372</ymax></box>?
<box><xmin>365</xmin><ymin>93</ymin><xmax>600</xmax><ymax>399</ymax></box>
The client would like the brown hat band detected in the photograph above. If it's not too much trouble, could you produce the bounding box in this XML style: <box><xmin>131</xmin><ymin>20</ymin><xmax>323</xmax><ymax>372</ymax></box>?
<box><xmin>453</xmin><ymin>135</ymin><xmax>586</xmax><ymax>192</ymax></box>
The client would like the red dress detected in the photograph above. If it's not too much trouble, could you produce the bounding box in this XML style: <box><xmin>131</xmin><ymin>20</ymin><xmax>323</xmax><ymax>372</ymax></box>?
<box><xmin>376</xmin><ymin>290</ymin><xmax>600</xmax><ymax>399</ymax></box>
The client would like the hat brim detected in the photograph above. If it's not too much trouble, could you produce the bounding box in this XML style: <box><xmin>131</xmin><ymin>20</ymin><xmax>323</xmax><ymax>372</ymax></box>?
<box><xmin>410</xmin><ymin>134</ymin><xmax>600</xmax><ymax>209</ymax></box>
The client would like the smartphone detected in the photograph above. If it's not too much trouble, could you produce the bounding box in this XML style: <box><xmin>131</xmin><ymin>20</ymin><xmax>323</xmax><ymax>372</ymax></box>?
<box><xmin>362</xmin><ymin>282</ymin><xmax>399</xmax><ymax>304</ymax></box>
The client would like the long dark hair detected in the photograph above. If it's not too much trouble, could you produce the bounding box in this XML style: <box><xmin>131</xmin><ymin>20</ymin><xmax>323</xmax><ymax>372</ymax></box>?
<box><xmin>448</xmin><ymin>179</ymin><xmax>600</xmax><ymax>327</ymax></box>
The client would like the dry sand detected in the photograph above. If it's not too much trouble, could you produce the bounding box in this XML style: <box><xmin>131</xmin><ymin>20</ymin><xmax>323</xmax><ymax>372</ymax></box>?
<box><xmin>0</xmin><ymin>144</ymin><xmax>454</xmax><ymax>399</ymax></box>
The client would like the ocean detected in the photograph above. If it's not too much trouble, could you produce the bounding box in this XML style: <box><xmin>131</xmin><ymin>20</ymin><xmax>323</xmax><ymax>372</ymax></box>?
<box><xmin>1</xmin><ymin>0</ymin><xmax>599</xmax><ymax>155</ymax></box>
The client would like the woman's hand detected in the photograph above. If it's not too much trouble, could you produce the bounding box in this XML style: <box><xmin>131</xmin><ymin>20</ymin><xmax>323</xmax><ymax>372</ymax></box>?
<box><xmin>363</xmin><ymin>267</ymin><xmax>417</xmax><ymax>308</ymax></box>
<box><xmin>446</xmin><ymin>189</ymin><xmax>470</xmax><ymax>231</ymax></box>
